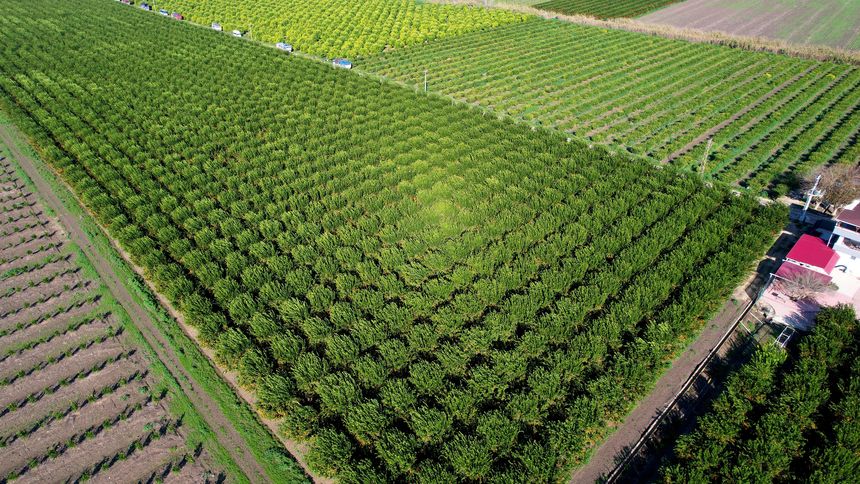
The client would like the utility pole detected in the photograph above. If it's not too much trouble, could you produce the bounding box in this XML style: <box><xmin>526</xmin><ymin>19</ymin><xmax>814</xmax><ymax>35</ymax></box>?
<box><xmin>424</xmin><ymin>69</ymin><xmax>428</xmax><ymax>93</ymax></box>
<box><xmin>801</xmin><ymin>174</ymin><xmax>822</xmax><ymax>223</ymax></box>
<box><xmin>700</xmin><ymin>138</ymin><xmax>713</xmax><ymax>176</ymax></box>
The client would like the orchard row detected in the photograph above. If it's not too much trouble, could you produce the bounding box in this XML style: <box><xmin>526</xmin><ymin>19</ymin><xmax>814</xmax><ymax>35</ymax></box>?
<box><xmin>0</xmin><ymin>1</ymin><xmax>785</xmax><ymax>481</ymax></box>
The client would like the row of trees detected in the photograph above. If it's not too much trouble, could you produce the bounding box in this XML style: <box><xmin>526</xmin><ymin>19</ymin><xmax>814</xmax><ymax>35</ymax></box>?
<box><xmin>0</xmin><ymin>1</ymin><xmax>787</xmax><ymax>480</ymax></box>
<box><xmin>662</xmin><ymin>305</ymin><xmax>859</xmax><ymax>482</ymax></box>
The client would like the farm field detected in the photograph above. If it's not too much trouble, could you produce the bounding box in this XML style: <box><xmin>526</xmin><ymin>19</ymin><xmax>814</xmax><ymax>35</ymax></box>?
<box><xmin>0</xmin><ymin>0</ymin><xmax>787</xmax><ymax>481</ymax></box>
<box><xmin>660</xmin><ymin>305</ymin><xmax>860</xmax><ymax>482</ymax></box>
<box><xmin>144</xmin><ymin>0</ymin><xmax>527</xmax><ymax>58</ymax></box>
<box><xmin>0</xmin><ymin>149</ymin><xmax>223</xmax><ymax>483</ymax></box>
<box><xmin>641</xmin><ymin>0</ymin><xmax>860</xmax><ymax>51</ymax></box>
<box><xmin>534</xmin><ymin>0</ymin><xmax>685</xmax><ymax>19</ymax></box>
<box><xmin>362</xmin><ymin>19</ymin><xmax>860</xmax><ymax>195</ymax></box>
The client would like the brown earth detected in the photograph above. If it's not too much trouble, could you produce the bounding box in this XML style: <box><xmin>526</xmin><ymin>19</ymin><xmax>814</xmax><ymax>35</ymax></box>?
<box><xmin>0</xmin><ymin>146</ymin><xmax>226</xmax><ymax>483</ymax></box>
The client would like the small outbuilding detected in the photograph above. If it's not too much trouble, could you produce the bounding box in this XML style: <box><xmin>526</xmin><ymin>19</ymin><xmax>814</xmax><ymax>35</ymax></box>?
<box><xmin>784</xmin><ymin>234</ymin><xmax>839</xmax><ymax>275</ymax></box>
<box><xmin>333</xmin><ymin>58</ymin><xmax>352</xmax><ymax>69</ymax></box>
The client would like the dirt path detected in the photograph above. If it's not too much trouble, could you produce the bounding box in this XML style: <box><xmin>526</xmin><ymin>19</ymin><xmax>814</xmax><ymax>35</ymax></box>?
<box><xmin>569</xmin><ymin>288</ymin><xmax>751</xmax><ymax>483</ymax></box>
<box><xmin>0</xmin><ymin>124</ymin><xmax>272</xmax><ymax>483</ymax></box>
<box><xmin>570</xmin><ymin>211</ymin><xmax>798</xmax><ymax>483</ymax></box>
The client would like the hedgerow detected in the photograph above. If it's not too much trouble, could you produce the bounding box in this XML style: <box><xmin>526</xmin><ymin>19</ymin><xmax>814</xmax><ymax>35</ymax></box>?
<box><xmin>0</xmin><ymin>0</ymin><xmax>785</xmax><ymax>480</ymax></box>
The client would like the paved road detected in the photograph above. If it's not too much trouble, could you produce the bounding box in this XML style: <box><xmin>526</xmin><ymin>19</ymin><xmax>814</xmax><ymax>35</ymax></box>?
<box><xmin>0</xmin><ymin>124</ymin><xmax>272</xmax><ymax>483</ymax></box>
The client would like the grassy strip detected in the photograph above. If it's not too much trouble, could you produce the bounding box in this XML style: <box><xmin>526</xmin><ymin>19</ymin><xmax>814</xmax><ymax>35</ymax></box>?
<box><xmin>0</xmin><ymin>117</ymin><xmax>309</xmax><ymax>482</ymax></box>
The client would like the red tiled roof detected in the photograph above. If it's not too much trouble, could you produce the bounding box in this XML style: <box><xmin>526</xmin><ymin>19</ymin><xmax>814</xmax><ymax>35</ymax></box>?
<box><xmin>785</xmin><ymin>234</ymin><xmax>839</xmax><ymax>274</ymax></box>
<box><xmin>776</xmin><ymin>261</ymin><xmax>833</xmax><ymax>285</ymax></box>
<box><xmin>836</xmin><ymin>205</ymin><xmax>860</xmax><ymax>227</ymax></box>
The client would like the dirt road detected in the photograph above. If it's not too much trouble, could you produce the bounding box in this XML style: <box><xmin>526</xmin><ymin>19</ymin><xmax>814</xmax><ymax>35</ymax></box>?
<box><xmin>569</xmin><ymin>290</ymin><xmax>752</xmax><ymax>483</ymax></box>
<box><xmin>0</xmin><ymin>124</ymin><xmax>273</xmax><ymax>483</ymax></box>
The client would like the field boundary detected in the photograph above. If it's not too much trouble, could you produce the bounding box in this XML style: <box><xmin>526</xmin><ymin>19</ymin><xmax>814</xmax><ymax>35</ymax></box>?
<box><xmin>0</xmin><ymin>120</ymin><xmax>312</xmax><ymax>483</ymax></box>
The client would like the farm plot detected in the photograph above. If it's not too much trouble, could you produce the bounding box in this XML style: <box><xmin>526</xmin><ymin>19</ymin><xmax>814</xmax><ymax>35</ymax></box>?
<box><xmin>534</xmin><ymin>0</ymin><xmax>686</xmax><ymax>19</ymax></box>
<box><xmin>0</xmin><ymin>0</ymin><xmax>786</xmax><ymax>480</ymax></box>
<box><xmin>362</xmin><ymin>19</ymin><xmax>860</xmax><ymax>194</ymax></box>
<box><xmin>142</xmin><ymin>0</ymin><xmax>527</xmax><ymax>58</ymax></box>
<box><xmin>0</xmin><ymin>153</ymin><xmax>220</xmax><ymax>482</ymax></box>
<box><xmin>660</xmin><ymin>305</ymin><xmax>860</xmax><ymax>482</ymax></box>
<box><xmin>641</xmin><ymin>0</ymin><xmax>860</xmax><ymax>51</ymax></box>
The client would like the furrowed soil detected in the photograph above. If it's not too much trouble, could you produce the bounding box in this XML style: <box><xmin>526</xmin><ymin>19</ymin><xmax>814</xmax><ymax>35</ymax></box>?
<box><xmin>0</xmin><ymin>151</ymin><xmax>226</xmax><ymax>483</ymax></box>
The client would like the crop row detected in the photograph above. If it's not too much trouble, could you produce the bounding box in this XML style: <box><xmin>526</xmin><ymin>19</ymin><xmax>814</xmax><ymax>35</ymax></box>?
<box><xmin>533</xmin><ymin>0</ymin><xmax>684</xmax><ymax>18</ymax></box>
<box><xmin>142</xmin><ymin>0</ymin><xmax>527</xmax><ymax>58</ymax></box>
<box><xmin>0</xmin><ymin>1</ymin><xmax>785</xmax><ymax>481</ymax></box>
<box><xmin>362</xmin><ymin>20</ymin><xmax>860</xmax><ymax>192</ymax></box>
<box><xmin>661</xmin><ymin>305</ymin><xmax>859</xmax><ymax>482</ymax></box>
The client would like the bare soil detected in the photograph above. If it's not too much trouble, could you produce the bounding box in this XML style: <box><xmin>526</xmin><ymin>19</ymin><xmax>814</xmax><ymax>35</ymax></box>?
<box><xmin>0</xmin><ymin>338</ymin><xmax>129</xmax><ymax>409</ymax></box>
<box><xmin>15</xmin><ymin>402</ymin><xmax>170</xmax><ymax>483</ymax></box>
<box><xmin>0</xmin><ymin>297</ymin><xmax>102</xmax><ymax>347</ymax></box>
<box><xmin>0</xmin><ymin>316</ymin><xmax>113</xmax><ymax>380</ymax></box>
<box><xmin>0</xmin><ymin>358</ymin><xmax>148</xmax><ymax>441</ymax></box>
<box><xmin>0</xmin><ymin>280</ymin><xmax>94</xmax><ymax>328</ymax></box>
<box><xmin>88</xmin><ymin>431</ymin><xmax>190</xmax><ymax>484</ymax></box>
<box><xmin>0</xmin><ymin>378</ymin><xmax>151</xmax><ymax>476</ymax></box>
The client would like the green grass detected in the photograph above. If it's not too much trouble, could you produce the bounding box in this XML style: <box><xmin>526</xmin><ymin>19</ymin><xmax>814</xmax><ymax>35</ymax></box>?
<box><xmin>0</xmin><ymin>123</ymin><xmax>310</xmax><ymax>483</ymax></box>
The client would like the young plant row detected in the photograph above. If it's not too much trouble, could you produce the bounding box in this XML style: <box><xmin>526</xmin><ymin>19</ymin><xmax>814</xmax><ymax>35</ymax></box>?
<box><xmin>362</xmin><ymin>20</ymin><xmax>860</xmax><ymax>191</ymax></box>
<box><xmin>0</xmin><ymin>293</ymin><xmax>101</xmax><ymax>338</ymax></box>
<box><xmin>661</xmin><ymin>305</ymin><xmax>859</xmax><ymax>482</ymax></box>
<box><xmin>1</xmin><ymin>350</ymin><xmax>136</xmax><ymax>418</ymax></box>
<box><xmin>0</xmin><ymin>0</ymin><xmax>785</xmax><ymax>480</ymax></box>
<box><xmin>0</xmin><ymin>371</ymin><xmax>149</xmax><ymax>448</ymax></box>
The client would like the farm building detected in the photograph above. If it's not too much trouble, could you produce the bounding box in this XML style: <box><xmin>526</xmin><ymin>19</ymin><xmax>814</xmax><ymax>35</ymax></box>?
<box><xmin>828</xmin><ymin>201</ymin><xmax>860</xmax><ymax>260</ymax></box>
